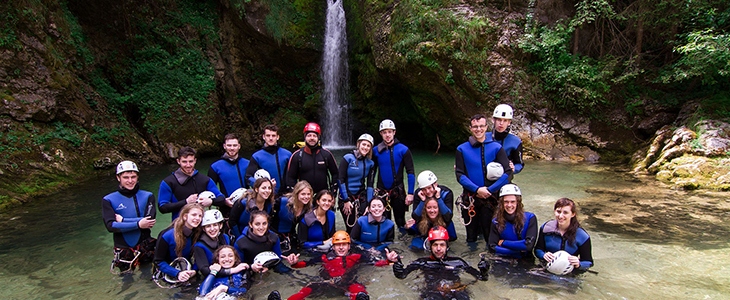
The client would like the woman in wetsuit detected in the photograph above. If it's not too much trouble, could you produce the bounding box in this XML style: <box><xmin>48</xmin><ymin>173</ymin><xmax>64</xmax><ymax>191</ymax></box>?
<box><xmin>229</xmin><ymin>177</ymin><xmax>275</xmax><ymax>237</ymax></box>
<box><xmin>234</xmin><ymin>210</ymin><xmax>299</xmax><ymax>274</ymax></box>
<box><xmin>153</xmin><ymin>203</ymin><xmax>203</xmax><ymax>284</ymax></box>
<box><xmin>350</xmin><ymin>197</ymin><xmax>395</xmax><ymax>251</ymax></box>
<box><xmin>534</xmin><ymin>198</ymin><xmax>593</xmax><ymax>273</ymax></box>
<box><xmin>198</xmin><ymin>245</ymin><xmax>252</xmax><ymax>299</ymax></box>
<box><xmin>405</xmin><ymin>197</ymin><xmax>457</xmax><ymax>250</ymax></box>
<box><xmin>489</xmin><ymin>184</ymin><xmax>537</xmax><ymax>260</ymax></box>
<box><xmin>298</xmin><ymin>190</ymin><xmax>336</xmax><ymax>250</ymax></box>
<box><xmin>193</xmin><ymin>209</ymin><xmax>247</xmax><ymax>278</ymax></box>
<box><xmin>270</xmin><ymin>180</ymin><xmax>313</xmax><ymax>253</ymax></box>
<box><xmin>338</xmin><ymin>134</ymin><xmax>376</xmax><ymax>233</ymax></box>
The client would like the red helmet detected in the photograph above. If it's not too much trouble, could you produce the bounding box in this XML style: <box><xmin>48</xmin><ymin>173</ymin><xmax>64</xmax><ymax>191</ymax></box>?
<box><xmin>427</xmin><ymin>226</ymin><xmax>449</xmax><ymax>242</ymax></box>
<box><xmin>303</xmin><ymin>122</ymin><xmax>321</xmax><ymax>136</ymax></box>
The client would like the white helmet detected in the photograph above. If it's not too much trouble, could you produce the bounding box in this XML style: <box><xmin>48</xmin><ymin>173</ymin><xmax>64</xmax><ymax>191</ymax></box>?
<box><xmin>499</xmin><ymin>184</ymin><xmax>521</xmax><ymax>196</ymax></box>
<box><xmin>116</xmin><ymin>160</ymin><xmax>139</xmax><ymax>174</ymax></box>
<box><xmin>253</xmin><ymin>251</ymin><xmax>281</xmax><ymax>268</ymax></box>
<box><xmin>164</xmin><ymin>257</ymin><xmax>191</xmax><ymax>283</ymax></box>
<box><xmin>229</xmin><ymin>188</ymin><xmax>247</xmax><ymax>203</ymax></box>
<box><xmin>379</xmin><ymin>119</ymin><xmax>396</xmax><ymax>131</ymax></box>
<box><xmin>254</xmin><ymin>169</ymin><xmax>271</xmax><ymax>180</ymax></box>
<box><xmin>493</xmin><ymin>104</ymin><xmax>514</xmax><ymax>120</ymax></box>
<box><xmin>357</xmin><ymin>133</ymin><xmax>374</xmax><ymax>146</ymax></box>
<box><xmin>486</xmin><ymin>162</ymin><xmax>504</xmax><ymax>181</ymax></box>
<box><xmin>546</xmin><ymin>250</ymin><xmax>574</xmax><ymax>275</ymax></box>
<box><xmin>198</xmin><ymin>191</ymin><xmax>216</xmax><ymax>201</ymax></box>
<box><xmin>417</xmin><ymin>170</ymin><xmax>438</xmax><ymax>188</ymax></box>
<box><xmin>202</xmin><ymin>209</ymin><xmax>224</xmax><ymax>226</ymax></box>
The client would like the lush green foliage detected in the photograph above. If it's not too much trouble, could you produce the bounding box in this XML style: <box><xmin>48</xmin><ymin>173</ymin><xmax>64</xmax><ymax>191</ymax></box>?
<box><xmin>661</xmin><ymin>30</ymin><xmax>730</xmax><ymax>85</ymax></box>
<box><xmin>263</xmin><ymin>0</ymin><xmax>324</xmax><ymax>48</ymax></box>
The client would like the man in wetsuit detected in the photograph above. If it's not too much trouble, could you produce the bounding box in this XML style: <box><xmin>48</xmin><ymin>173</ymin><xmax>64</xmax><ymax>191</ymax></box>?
<box><xmin>455</xmin><ymin>114</ymin><xmax>511</xmax><ymax>243</ymax></box>
<box><xmin>286</xmin><ymin>122</ymin><xmax>339</xmax><ymax>194</ymax></box>
<box><xmin>245</xmin><ymin>124</ymin><xmax>292</xmax><ymax>196</ymax></box>
<box><xmin>393</xmin><ymin>226</ymin><xmax>489</xmax><ymax>300</ymax></box>
<box><xmin>102</xmin><ymin>160</ymin><xmax>157</xmax><ymax>273</ymax></box>
<box><xmin>208</xmin><ymin>133</ymin><xmax>250</xmax><ymax>217</ymax></box>
<box><xmin>485</xmin><ymin>104</ymin><xmax>524</xmax><ymax>178</ymax></box>
<box><xmin>158</xmin><ymin>146</ymin><xmax>226</xmax><ymax>221</ymax></box>
<box><xmin>372</xmin><ymin>119</ymin><xmax>415</xmax><ymax>228</ymax></box>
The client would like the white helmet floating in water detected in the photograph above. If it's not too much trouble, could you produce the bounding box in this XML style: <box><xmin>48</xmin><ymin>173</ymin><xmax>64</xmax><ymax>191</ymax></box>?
<box><xmin>202</xmin><ymin>209</ymin><xmax>224</xmax><ymax>226</ymax></box>
<box><xmin>499</xmin><ymin>184</ymin><xmax>521</xmax><ymax>196</ymax></box>
<box><xmin>493</xmin><ymin>104</ymin><xmax>514</xmax><ymax>120</ymax></box>
<box><xmin>486</xmin><ymin>162</ymin><xmax>504</xmax><ymax>181</ymax></box>
<box><xmin>357</xmin><ymin>133</ymin><xmax>374</xmax><ymax>146</ymax></box>
<box><xmin>417</xmin><ymin>170</ymin><xmax>438</xmax><ymax>188</ymax></box>
<box><xmin>116</xmin><ymin>160</ymin><xmax>139</xmax><ymax>174</ymax></box>
<box><xmin>253</xmin><ymin>251</ymin><xmax>281</xmax><ymax>268</ymax></box>
<box><xmin>198</xmin><ymin>191</ymin><xmax>216</xmax><ymax>201</ymax></box>
<box><xmin>379</xmin><ymin>119</ymin><xmax>396</xmax><ymax>131</ymax></box>
<box><xmin>254</xmin><ymin>169</ymin><xmax>271</xmax><ymax>180</ymax></box>
<box><xmin>229</xmin><ymin>188</ymin><xmax>247</xmax><ymax>203</ymax></box>
<box><xmin>546</xmin><ymin>250</ymin><xmax>574</xmax><ymax>275</ymax></box>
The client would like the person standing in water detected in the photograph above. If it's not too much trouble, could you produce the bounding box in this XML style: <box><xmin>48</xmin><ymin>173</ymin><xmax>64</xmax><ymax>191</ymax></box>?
<box><xmin>208</xmin><ymin>133</ymin><xmax>250</xmax><ymax>217</ymax></box>
<box><xmin>246</xmin><ymin>125</ymin><xmax>292</xmax><ymax>196</ymax></box>
<box><xmin>486</xmin><ymin>104</ymin><xmax>524</xmax><ymax>177</ymax></box>
<box><xmin>534</xmin><ymin>198</ymin><xmax>594</xmax><ymax>273</ymax></box>
<box><xmin>286</xmin><ymin>122</ymin><xmax>340</xmax><ymax>195</ymax></box>
<box><xmin>372</xmin><ymin>119</ymin><xmax>415</xmax><ymax>228</ymax></box>
<box><xmin>338</xmin><ymin>133</ymin><xmax>376</xmax><ymax>233</ymax></box>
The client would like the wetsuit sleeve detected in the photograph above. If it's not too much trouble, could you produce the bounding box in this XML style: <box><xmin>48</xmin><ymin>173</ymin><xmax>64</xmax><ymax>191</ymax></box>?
<box><xmin>385</xmin><ymin>224</ymin><xmax>395</xmax><ymax>243</ymax></box>
<box><xmin>534</xmin><ymin>224</ymin><xmax>547</xmax><ymax>260</ymax></box>
<box><xmin>455</xmin><ymin>149</ymin><xmax>478</xmax><ymax>193</ymax></box>
<box><xmin>578</xmin><ymin>236</ymin><xmax>594</xmax><ymax>270</ymax></box>
<box><xmin>442</xmin><ymin>188</ymin><xmax>454</xmax><ymax>212</ymax></box>
<box><xmin>350</xmin><ymin>220</ymin><xmax>363</xmax><ymax>242</ymax></box>
<box><xmin>229</xmin><ymin>201</ymin><xmax>244</xmax><ymax>237</ymax></box>
<box><xmin>338</xmin><ymin>157</ymin><xmax>350</xmax><ymax>199</ymax></box>
<box><xmin>499</xmin><ymin>216</ymin><xmax>538</xmax><ymax>253</ymax></box>
<box><xmin>511</xmin><ymin>142</ymin><xmax>524</xmax><ymax>174</ymax></box>
<box><xmin>102</xmin><ymin>198</ymin><xmax>138</xmax><ymax>233</ymax></box>
<box><xmin>366</xmin><ymin>162</ymin><xmax>375</xmax><ymax>201</ymax></box>
<box><xmin>487</xmin><ymin>148</ymin><xmax>512</xmax><ymax>194</ymax></box>
<box><xmin>436</xmin><ymin>197</ymin><xmax>452</xmax><ymax>224</ymax></box>
<box><xmin>402</xmin><ymin>149</ymin><xmax>416</xmax><ymax>195</ymax></box>
<box><xmin>154</xmin><ymin>233</ymin><xmax>180</xmax><ymax>278</ymax></box>
<box><xmin>193</xmin><ymin>245</ymin><xmax>212</xmax><ymax>277</ymax></box>
<box><xmin>297</xmin><ymin>220</ymin><xmax>314</xmax><ymax>249</ymax></box>
<box><xmin>488</xmin><ymin>221</ymin><xmax>501</xmax><ymax>252</ymax></box>
<box><xmin>206</xmin><ymin>179</ymin><xmax>227</xmax><ymax>207</ymax></box>
<box><xmin>158</xmin><ymin>180</ymin><xmax>186</xmax><ymax>214</ymax></box>
<box><xmin>393</xmin><ymin>260</ymin><xmax>421</xmax><ymax>279</ymax></box>
<box><xmin>146</xmin><ymin>194</ymin><xmax>157</xmax><ymax>219</ymax></box>
<box><xmin>326</xmin><ymin>151</ymin><xmax>340</xmax><ymax>193</ymax></box>
<box><xmin>285</xmin><ymin>150</ymin><xmax>300</xmax><ymax>192</ymax></box>
<box><xmin>198</xmin><ymin>273</ymin><xmax>216</xmax><ymax>296</ymax></box>
<box><xmin>458</xmin><ymin>258</ymin><xmax>486</xmax><ymax>281</ymax></box>
<box><xmin>207</xmin><ymin>166</ymin><xmax>221</xmax><ymax>187</ymax></box>
<box><xmin>245</xmin><ymin>158</ymin><xmax>260</xmax><ymax>188</ymax></box>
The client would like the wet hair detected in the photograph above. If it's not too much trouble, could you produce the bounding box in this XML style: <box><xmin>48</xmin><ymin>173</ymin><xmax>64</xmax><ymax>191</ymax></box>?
<box><xmin>246</xmin><ymin>178</ymin><xmax>275</xmax><ymax>212</ymax></box>
<box><xmin>224</xmin><ymin>133</ymin><xmax>239</xmax><ymax>142</ymax></box>
<box><xmin>212</xmin><ymin>245</ymin><xmax>241</xmax><ymax>265</ymax></box>
<box><xmin>313</xmin><ymin>189</ymin><xmax>335</xmax><ymax>210</ymax></box>
<box><xmin>494</xmin><ymin>194</ymin><xmax>525</xmax><ymax>235</ymax></box>
<box><xmin>470</xmin><ymin>114</ymin><xmax>487</xmax><ymax>122</ymax></box>
<box><xmin>173</xmin><ymin>203</ymin><xmax>204</xmax><ymax>257</ymax></box>
<box><xmin>178</xmin><ymin>146</ymin><xmax>196</xmax><ymax>159</ymax></box>
<box><xmin>554</xmin><ymin>198</ymin><xmax>581</xmax><ymax>246</ymax></box>
<box><xmin>418</xmin><ymin>198</ymin><xmax>445</xmax><ymax>236</ymax></box>
<box><xmin>264</xmin><ymin>124</ymin><xmax>279</xmax><ymax>133</ymax></box>
<box><xmin>286</xmin><ymin>181</ymin><xmax>313</xmax><ymax>217</ymax></box>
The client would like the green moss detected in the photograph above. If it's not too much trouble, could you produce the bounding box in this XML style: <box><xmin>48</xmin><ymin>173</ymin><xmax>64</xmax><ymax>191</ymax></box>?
<box><xmin>263</xmin><ymin>0</ymin><xmax>325</xmax><ymax>48</ymax></box>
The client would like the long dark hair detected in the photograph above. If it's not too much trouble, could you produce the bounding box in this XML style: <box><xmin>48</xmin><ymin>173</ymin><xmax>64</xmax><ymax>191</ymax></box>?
<box><xmin>554</xmin><ymin>198</ymin><xmax>581</xmax><ymax>245</ymax></box>
<box><xmin>313</xmin><ymin>189</ymin><xmax>334</xmax><ymax>211</ymax></box>
<box><xmin>248</xmin><ymin>210</ymin><xmax>275</xmax><ymax>244</ymax></box>
<box><xmin>495</xmin><ymin>194</ymin><xmax>525</xmax><ymax>235</ymax></box>
<box><xmin>246</xmin><ymin>177</ymin><xmax>274</xmax><ymax>211</ymax></box>
<box><xmin>418</xmin><ymin>198</ymin><xmax>445</xmax><ymax>236</ymax></box>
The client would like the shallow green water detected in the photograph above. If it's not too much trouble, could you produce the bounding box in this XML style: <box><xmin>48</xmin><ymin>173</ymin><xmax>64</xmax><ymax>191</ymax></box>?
<box><xmin>0</xmin><ymin>151</ymin><xmax>728</xmax><ymax>299</ymax></box>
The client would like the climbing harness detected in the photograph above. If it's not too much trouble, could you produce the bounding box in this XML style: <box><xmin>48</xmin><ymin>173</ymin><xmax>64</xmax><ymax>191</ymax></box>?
<box><xmin>152</xmin><ymin>257</ymin><xmax>192</xmax><ymax>289</ymax></box>
<box><xmin>110</xmin><ymin>247</ymin><xmax>141</xmax><ymax>275</ymax></box>
<box><xmin>375</xmin><ymin>189</ymin><xmax>394</xmax><ymax>212</ymax></box>
<box><xmin>456</xmin><ymin>193</ymin><xmax>476</xmax><ymax>226</ymax></box>
<box><xmin>345</xmin><ymin>195</ymin><xmax>363</xmax><ymax>228</ymax></box>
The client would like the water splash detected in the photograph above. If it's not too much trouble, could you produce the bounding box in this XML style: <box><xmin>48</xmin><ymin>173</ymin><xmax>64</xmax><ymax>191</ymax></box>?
<box><xmin>321</xmin><ymin>0</ymin><xmax>351</xmax><ymax>149</ymax></box>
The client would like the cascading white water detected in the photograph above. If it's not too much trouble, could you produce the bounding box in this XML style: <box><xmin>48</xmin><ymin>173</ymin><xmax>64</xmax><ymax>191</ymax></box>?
<box><xmin>321</xmin><ymin>0</ymin><xmax>351</xmax><ymax>148</ymax></box>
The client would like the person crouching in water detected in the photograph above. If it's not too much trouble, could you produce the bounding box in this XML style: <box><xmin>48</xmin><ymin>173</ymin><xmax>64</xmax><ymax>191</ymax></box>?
<box><xmin>405</xmin><ymin>196</ymin><xmax>457</xmax><ymax>250</ymax></box>
<box><xmin>198</xmin><ymin>245</ymin><xmax>252</xmax><ymax>299</ymax></box>
<box><xmin>268</xmin><ymin>230</ymin><xmax>399</xmax><ymax>300</ymax></box>
<box><xmin>154</xmin><ymin>203</ymin><xmax>203</xmax><ymax>285</ymax></box>
<box><xmin>488</xmin><ymin>184</ymin><xmax>537</xmax><ymax>260</ymax></box>
<box><xmin>393</xmin><ymin>226</ymin><xmax>489</xmax><ymax>299</ymax></box>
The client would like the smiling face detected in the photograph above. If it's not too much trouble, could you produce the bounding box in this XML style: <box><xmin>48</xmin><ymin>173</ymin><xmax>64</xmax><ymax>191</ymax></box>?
<box><xmin>249</xmin><ymin>214</ymin><xmax>269</xmax><ymax>237</ymax></box>
<box><xmin>217</xmin><ymin>248</ymin><xmax>236</xmax><ymax>269</ymax></box>
<box><xmin>116</xmin><ymin>171</ymin><xmax>138</xmax><ymax>190</ymax></box>
<box><xmin>369</xmin><ymin>199</ymin><xmax>385</xmax><ymax>219</ymax></box>
<box><xmin>380</xmin><ymin>129</ymin><xmax>396</xmax><ymax>145</ymax></box>
<box><xmin>430</xmin><ymin>240</ymin><xmax>448</xmax><ymax>259</ymax></box>
<box><xmin>256</xmin><ymin>180</ymin><xmax>273</xmax><ymax>201</ymax></box>
<box><xmin>317</xmin><ymin>193</ymin><xmax>334</xmax><ymax>211</ymax></box>
<box><xmin>425</xmin><ymin>199</ymin><xmax>440</xmax><ymax>220</ymax></box>
<box><xmin>305</xmin><ymin>132</ymin><xmax>319</xmax><ymax>147</ymax></box>
<box><xmin>421</xmin><ymin>184</ymin><xmax>437</xmax><ymax>198</ymax></box>
<box><xmin>333</xmin><ymin>242</ymin><xmax>350</xmax><ymax>257</ymax></box>
<box><xmin>263</xmin><ymin>129</ymin><xmax>280</xmax><ymax>147</ymax></box>
<box><xmin>554</xmin><ymin>205</ymin><xmax>576</xmax><ymax>230</ymax></box>
<box><xmin>223</xmin><ymin>138</ymin><xmax>241</xmax><ymax>159</ymax></box>
<box><xmin>470</xmin><ymin>118</ymin><xmax>488</xmax><ymax>142</ymax></box>
<box><xmin>184</xmin><ymin>208</ymin><xmax>203</xmax><ymax>229</ymax></box>
<box><xmin>298</xmin><ymin>188</ymin><xmax>312</xmax><ymax>205</ymax></box>
<box><xmin>502</xmin><ymin>195</ymin><xmax>518</xmax><ymax>215</ymax></box>
<box><xmin>493</xmin><ymin>117</ymin><xmax>511</xmax><ymax>133</ymax></box>
<box><xmin>358</xmin><ymin>140</ymin><xmax>372</xmax><ymax>157</ymax></box>
<box><xmin>204</xmin><ymin>222</ymin><xmax>222</xmax><ymax>239</ymax></box>
<box><xmin>177</xmin><ymin>155</ymin><xmax>197</xmax><ymax>176</ymax></box>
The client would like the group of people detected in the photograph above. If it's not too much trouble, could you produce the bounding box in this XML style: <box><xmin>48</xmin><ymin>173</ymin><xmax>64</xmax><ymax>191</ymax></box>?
<box><xmin>101</xmin><ymin>104</ymin><xmax>593</xmax><ymax>299</ymax></box>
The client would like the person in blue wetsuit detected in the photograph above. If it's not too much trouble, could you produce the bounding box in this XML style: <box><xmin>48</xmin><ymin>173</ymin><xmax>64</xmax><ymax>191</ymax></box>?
<box><xmin>350</xmin><ymin>197</ymin><xmax>395</xmax><ymax>251</ymax></box>
<box><xmin>489</xmin><ymin>184</ymin><xmax>537</xmax><ymax>260</ymax></box>
<box><xmin>198</xmin><ymin>245</ymin><xmax>252</xmax><ymax>299</ymax></box>
<box><xmin>486</xmin><ymin>104</ymin><xmax>524</xmax><ymax>177</ymax></box>
<box><xmin>455</xmin><ymin>114</ymin><xmax>512</xmax><ymax>243</ymax></box>
<box><xmin>153</xmin><ymin>203</ymin><xmax>203</xmax><ymax>284</ymax></box>
<box><xmin>234</xmin><ymin>210</ymin><xmax>299</xmax><ymax>274</ymax></box>
<box><xmin>245</xmin><ymin>125</ymin><xmax>292</xmax><ymax>196</ymax></box>
<box><xmin>339</xmin><ymin>133</ymin><xmax>376</xmax><ymax>233</ymax></box>
<box><xmin>535</xmin><ymin>198</ymin><xmax>593</xmax><ymax>273</ymax></box>
<box><xmin>286</xmin><ymin>122</ymin><xmax>340</xmax><ymax>195</ymax></box>
<box><xmin>102</xmin><ymin>160</ymin><xmax>157</xmax><ymax>273</ymax></box>
<box><xmin>229</xmin><ymin>177</ymin><xmax>275</xmax><ymax>237</ymax></box>
<box><xmin>298</xmin><ymin>190</ymin><xmax>336</xmax><ymax>250</ymax></box>
<box><xmin>193</xmin><ymin>209</ymin><xmax>239</xmax><ymax>277</ymax></box>
<box><xmin>208</xmin><ymin>133</ymin><xmax>250</xmax><ymax>217</ymax></box>
<box><xmin>270</xmin><ymin>181</ymin><xmax>313</xmax><ymax>254</ymax></box>
<box><xmin>412</xmin><ymin>170</ymin><xmax>455</xmax><ymax>222</ymax></box>
<box><xmin>158</xmin><ymin>146</ymin><xmax>226</xmax><ymax>221</ymax></box>
<box><xmin>406</xmin><ymin>196</ymin><xmax>457</xmax><ymax>250</ymax></box>
<box><xmin>372</xmin><ymin>119</ymin><xmax>415</xmax><ymax>228</ymax></box>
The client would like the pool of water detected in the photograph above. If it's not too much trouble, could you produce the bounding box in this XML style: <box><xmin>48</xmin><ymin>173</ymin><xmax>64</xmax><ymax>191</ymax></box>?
<box><xmin>0</xmin><ymin>151</ymin><xmax>728</xmax><ymax>299</ymax></box>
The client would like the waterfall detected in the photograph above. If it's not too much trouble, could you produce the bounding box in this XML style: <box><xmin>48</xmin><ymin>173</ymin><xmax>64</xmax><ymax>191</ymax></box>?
<box><xmin>321</xmin><ymin>0</ymin><xmax>351</xmax><ymax>148</ymax></box>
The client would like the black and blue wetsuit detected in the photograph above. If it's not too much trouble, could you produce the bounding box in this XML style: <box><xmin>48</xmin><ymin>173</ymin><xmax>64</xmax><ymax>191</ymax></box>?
<box><xmin>245</xmin><ymin>144</ymin><xmax>292</xmax><ymax>196</ymax></box>
<box><xmin>535</xmin><ymin>220</ymin><xmax>593</xmax><ymax>271</ymax></box>
<box><xmin>233</xmin><ymin>227</ymin><xmax>283</xmax><ymax>265</ymax></box>
<box><xmin>486</xmin><ymin>129</ymin><xmax>524</xmax><ymax>175</ymax></box>
<box><xmin>338</xmin><ymin>150</ymin><xmax>375</xmax><ymax>232</ymax></box>
<box><xmin>393</xmin><ymin>255</ymin><xmax>488</xmax><ymax>300</ymax></box>
<box><xmin>412</xmin><ymin>185</ymin><xmax>454</xmax><ymax>217</ymax></box>
<box><xmin>192</xmin><ymin>233</ymin><xmax>232</xmax><ymax>276</ymax></box>
<box><xmin>154</xmin><ymin>226</ymin><xmax>196</xmax><ymax>279</ymax></box>
<box><xmin>158</xmin><ymin>169</ymin><xmax>226</xmax><ymax>221</ymax></box>
<box><xmin>489</xmin><ymin>212</ymin><xmax>538</xmax><ymax>259</ymax></box>
<box><xmin>269</xmin><ymin>197</ymin><xmax>302</xmax><ymax>253</ymax></box>
<box><xmin>407</xmin><ymin>197</ymin><xmax>458</xmax><ymax>250</ymax></box>
<box><xmin>102</xmin><ymin>184</ymin><xmax>156</xmax><ymax>249</ymax></box>
<box><xmin>372</xmin><ymin>139</ymin><xmax>415</xmax><ymax>227</ymax></box>
<box><xmin>228</xmin><ymin>198</ymin><xmax>274</xmax><ymax>238</ymax></box>
<box><xmin>350</xmin><ymin>214</ymin><xmax>395</xmax><ymax>251</ymax></box>
<box><xmin>298</xmin><ymin>210</ymin><xmax>336</xmax><ymax>249</ymax></box>
<box><xmin>455</xmin><ymin>136</ymin><xmax>511</xmax><ymax>243</ymax></box>
<box><xmin>198</xmin><ymin>271</ymin><xmax>252</xmax><ymax>297</ymax></box>
<box><xmin>286</xmin><ymin>145</ymin><xmax>339</xmax><ymax>194</ymax></box>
